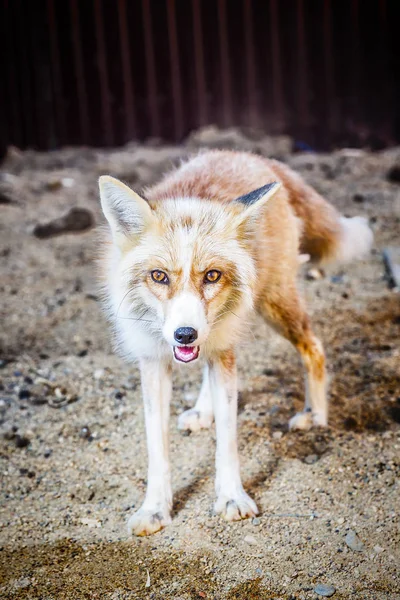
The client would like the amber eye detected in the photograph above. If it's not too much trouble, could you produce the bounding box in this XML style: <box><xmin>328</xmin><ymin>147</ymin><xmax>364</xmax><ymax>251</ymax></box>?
<box><xmin>205</xmin><ymin>270</ymin><xmax>221</xmax><ymax>283</ymax></box>
<box><xmin>151</xmin><ymin>270</ymin><xmax>169</xmax><ymax>284</ymax></box>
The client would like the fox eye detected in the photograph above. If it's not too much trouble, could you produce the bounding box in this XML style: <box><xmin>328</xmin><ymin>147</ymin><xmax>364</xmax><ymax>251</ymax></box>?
<box><xmin>151</xmin><ymin>270</ymin><xmax>169</xmax><ymax>284</ymax></box>
<box><xmin>205</xmin><ymin>270</ymin><xmax>221</xmax><ymax>283</ymax></box>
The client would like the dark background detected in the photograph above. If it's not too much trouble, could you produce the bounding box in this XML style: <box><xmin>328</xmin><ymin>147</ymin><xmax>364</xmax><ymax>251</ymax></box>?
<box><xmin>1</xmin><ymin>0</ymin><xmax>399</xmax><ymax>155</ymax></box>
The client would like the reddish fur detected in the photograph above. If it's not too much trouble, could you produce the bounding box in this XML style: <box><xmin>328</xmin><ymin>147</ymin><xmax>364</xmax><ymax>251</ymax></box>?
<box><xmin>147</xmin><ymin>149</ymin><xmax>343</xmax><ymax>264</ymax></box>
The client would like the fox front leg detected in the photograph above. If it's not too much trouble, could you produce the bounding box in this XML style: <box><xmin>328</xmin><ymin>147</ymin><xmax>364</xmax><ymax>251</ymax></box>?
<box><xmin>127</xmin><ymin>358</ymin><xmax>172</xmax><ymax>536</ymax></box>
<box><xmin>209</xmin><ymin>350</ymin><xmax>258</xmax><ymax>521</ymax></box>
<box><xmin>178</xmin><ymin>364</ymin><xmax>214</xmax><ymax>432</ymax></box>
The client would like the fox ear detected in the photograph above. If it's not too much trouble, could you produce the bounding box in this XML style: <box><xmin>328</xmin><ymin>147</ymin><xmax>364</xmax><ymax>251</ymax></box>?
<box><xmin>234</xmin><ymin>182</ymin><xmax>281</xmax><ymax>224</ymax></box>
<box><xmin>99</xmin><ymin>176</ymin><xmax>154</xmax><ymax>243</ymax></box>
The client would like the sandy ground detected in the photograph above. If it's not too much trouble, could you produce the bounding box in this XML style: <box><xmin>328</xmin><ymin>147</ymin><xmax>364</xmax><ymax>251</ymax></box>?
<box><xmin>0</xmin><ymin>131</ymin><xmax>399</xmax><ymax>599</ymax></box>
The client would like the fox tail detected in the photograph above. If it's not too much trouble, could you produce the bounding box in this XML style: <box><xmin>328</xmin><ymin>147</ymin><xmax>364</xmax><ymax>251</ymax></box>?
<box><xmin>270</xmin><ymin>160</ymin><xmax>374</xmax><ymax>265</ymax></box>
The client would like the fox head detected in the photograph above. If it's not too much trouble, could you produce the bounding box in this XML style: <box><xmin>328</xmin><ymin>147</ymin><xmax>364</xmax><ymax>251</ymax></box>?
<box><xmin>99</xmin><ymin>176</ymin><xmax>280</xmax><ymax>363</ymax></box>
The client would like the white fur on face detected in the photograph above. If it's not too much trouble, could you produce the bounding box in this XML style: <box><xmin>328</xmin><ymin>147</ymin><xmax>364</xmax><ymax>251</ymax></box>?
<box><xmin>103</xmin><ymin>197</ymin><xmax>258</xmax><ymax>361</ymax></box>
<box><xmin>163</xmin><ymin>291</ymin><xmax>209</xmax><ymax>346</ymax></box>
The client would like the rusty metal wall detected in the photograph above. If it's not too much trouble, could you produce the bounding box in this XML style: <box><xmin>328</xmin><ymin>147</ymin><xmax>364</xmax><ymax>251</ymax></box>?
<box><xmin>1</xmin><ymin>0</ymin><xmax>399</xmax><ymax>154</ymax></box>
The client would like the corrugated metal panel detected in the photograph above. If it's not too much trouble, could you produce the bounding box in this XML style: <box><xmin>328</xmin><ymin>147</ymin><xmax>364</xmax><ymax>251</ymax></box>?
<box><xmin>1</xmin><ymin>0</ymin><xmax>399</xmax><ymax>154</ymax></box>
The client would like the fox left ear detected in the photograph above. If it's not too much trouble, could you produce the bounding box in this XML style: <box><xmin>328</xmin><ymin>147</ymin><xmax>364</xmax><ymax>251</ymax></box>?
<box><xmin>234</xmin><ymin>182</ymin><xmax>281</xmax><ymax>223</ymax></box>
<box><xmin>99</xmin><ymin>176</ymin><xmax>154</xmax><ymax>244</ymax></box>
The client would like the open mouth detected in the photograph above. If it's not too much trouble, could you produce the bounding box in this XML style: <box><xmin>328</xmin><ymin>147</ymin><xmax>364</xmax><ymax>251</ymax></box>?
<box><xmin>173</xmin><ymin>345</ymin><xmax>200</xmax><ymax>363</ymax></box>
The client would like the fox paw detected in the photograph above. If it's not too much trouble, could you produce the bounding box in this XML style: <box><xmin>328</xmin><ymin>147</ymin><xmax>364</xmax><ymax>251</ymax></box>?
<box><xmin>289</xmin><ymin>411</ymin><xmax>327</xmax><ymax>430</ymax></box>
<box><xmin>178</xmin><ymin>408</ymin><xmax>213</xmax><ymax>432</ymax></box>
<box><xmin>127</xmin><ymin>507</ymin><xmax>171</xmax><ymax>537</ymax></box>
<box><xmin>215</xmin><ymin>491</ymin><xmax>258</xmax><ymax>522</ymax></box>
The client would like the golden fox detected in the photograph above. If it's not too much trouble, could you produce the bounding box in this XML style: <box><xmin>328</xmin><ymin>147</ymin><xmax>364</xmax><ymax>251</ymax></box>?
<box><xmin>98</xmin><ymin>150</ymin><xmax>373</xmax><ymax>536</ymax></box>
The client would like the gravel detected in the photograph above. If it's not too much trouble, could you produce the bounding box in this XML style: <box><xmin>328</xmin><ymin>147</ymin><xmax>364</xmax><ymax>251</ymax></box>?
<box><xmin>0</xmin><ymin>135</ymin><xmax>399</xmax><ymax>599</ymax></box>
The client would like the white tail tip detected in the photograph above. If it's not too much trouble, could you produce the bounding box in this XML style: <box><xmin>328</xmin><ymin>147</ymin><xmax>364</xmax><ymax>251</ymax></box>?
<box><xmin>338</xmin><ymin>216</ymin><xmax>374</xmax><ymax>263</ymax></box>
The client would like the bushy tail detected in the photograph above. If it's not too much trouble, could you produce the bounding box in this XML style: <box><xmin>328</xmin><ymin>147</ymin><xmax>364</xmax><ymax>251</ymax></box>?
<box><xmin>333</xmin><ymin>215</ymin><xmax>374</xmax><ymax>264</ymax></box>
<box><xmin>269</xmin><ymin>160</ymin><xmax>374</xmax><ymax>265</ymax></box>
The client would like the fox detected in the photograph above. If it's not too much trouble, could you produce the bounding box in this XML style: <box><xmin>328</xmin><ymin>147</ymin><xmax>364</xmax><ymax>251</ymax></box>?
<box><xmin>98</xmin><ymin>149</ymin><xmax>373</xmax><ymax>536</ymax></box>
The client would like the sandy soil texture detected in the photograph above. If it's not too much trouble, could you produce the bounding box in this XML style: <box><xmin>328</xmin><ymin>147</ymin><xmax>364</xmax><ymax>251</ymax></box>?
<box><xmin>0</xmin><ymin>132</ymin><xmax>399</xmax><ymax>599</ymax></box>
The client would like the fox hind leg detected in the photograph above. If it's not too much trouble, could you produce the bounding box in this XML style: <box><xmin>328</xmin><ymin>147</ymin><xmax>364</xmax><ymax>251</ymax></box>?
<box><xmin>178</xmin><ymin>364</ymin><xmax>214</xmax><ymax>432</ymax></box>
<box><xmin>258</xmin><ymin>291</ymin><xmax>327</xmax><ymax>430</ymax></box>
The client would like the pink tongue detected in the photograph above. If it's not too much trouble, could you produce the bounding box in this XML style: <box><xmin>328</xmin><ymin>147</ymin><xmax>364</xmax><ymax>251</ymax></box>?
<box><xmin>174</xmin><ymin>346</ymin><xmax>199</xmax><ymax>362</ymax></box>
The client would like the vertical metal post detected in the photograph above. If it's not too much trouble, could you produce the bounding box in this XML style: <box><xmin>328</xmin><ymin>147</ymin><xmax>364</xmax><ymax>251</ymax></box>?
<box><xmin>70</xmin><ymin>0</ymin><xmax>90</xmax><ymax>143</ymax></box>
<box><xmin>218</xmin><ymin>0</ymin><xmax>232</xmax><ymax>126</ymax></box>
<box><xmin>166</xmin><ymin>0</ymin><xmax>184</xmax><ymax>140</ymax></box>
<box><xmin>94</xmin><ymin>0</ymin><xmax>114</xmax><ymax>145</ymax></box>
<box><xmin>243</xmin><ymin>0</ymin><xmax>257</xmax><ymax>128</ymax></box>
<box><xmin>269</xmin><ymin>0</ymin><xmax>285</xmax><ymax>131</ymax></box>
<box><xmin>117</xmin><ymin>0</ymin><xmax>136</xmax><ymax>141</ymax></box>
<box><xmin>142</xmin><ymin>0</ymin><xmax>160</xmax><ymax>137</ymax></box>
<box><xmin>192</xmin><ymin>0</ymin><xmax>207</xmax><ymax>126</ymax></box>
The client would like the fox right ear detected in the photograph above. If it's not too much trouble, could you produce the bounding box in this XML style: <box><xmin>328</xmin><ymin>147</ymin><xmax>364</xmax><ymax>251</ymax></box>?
<box><xmin>99</xmin><ymin>176</ymin><xmax>154</xmax><ymax>243</ymax></box>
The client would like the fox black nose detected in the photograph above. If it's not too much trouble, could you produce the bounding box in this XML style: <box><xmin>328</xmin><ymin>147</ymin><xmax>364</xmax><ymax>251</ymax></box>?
<box><xmin>174</xmin><ymin>327</ymin><xmax>198</xmax><ymax>345</ymax></box>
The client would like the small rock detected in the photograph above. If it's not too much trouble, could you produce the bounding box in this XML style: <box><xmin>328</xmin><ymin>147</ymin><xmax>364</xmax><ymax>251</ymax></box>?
<box><xmin>79</xmin><ymin>426</ymin><xmax>91</xmax><ymax>439</ymax></box>
<box><xmin>306</xmin><ymin>268</ymin><xmax>324</xmax><ymax>281</ymax></box>
<box><xmin>0</xmin><ymin>397</ymin><xmax>11</xmax><ymax>413</ymax></box>
<box><xmin>18</xmin><ymin>388</ymin><xmax>31</xmax><ymax>400</ymax></box>
<box><xmin>252</xmin><ymin>517</ymin><xmax>261</xmax><ymax>526</ymax></box>
<box><xmin>80</xmin><ymin>517</ymin><xmax>101</xmax><ymax>528</ymax></box>
<box><xmin>94</xmin><ymin>369</ymin><xmax>105</xmax><ymax>380</ymax></box>
<box><xmin>314</xmin><ymin>583</ymin><xmax>336</xmax><ymax>597</ymax></box>
<box><xmin>0</xmin><ymin>173</ymin><xmax>19</xmax><ymax>204</ymax></box>
<box><xmin>61</xmin><ymin>177</ymin><xmax>75</xmax><ymax>188</ymax></box>
<box><xmin>373</xmin><ymin>545</ymin><xmax>384</xmax><ymax>553</ymax></box>
<box><xmin>15</xmin><ymin>434</ymin><xmax>30</xmax><ymax>448</ymax></box>
<box><xmin>4</xmin><ymin>428</ymin><xmax>17</xmax><ymax>440</ymax></box>
<box><xmin>46</xmin><ymin>179</ymin><xmax>63</xmax><ymax>191</ymax></box>
<box><xmin>272</xmin><ymin>431</ymin><xmax>283</xmax><ymax>440</ymax></box>
<box><xmin>345</xmin><ymin>529</ymin><xmax>364</xmax><ymax>552</ymax></box>
<box><xmin>29</xmin><ymin>383</ymin><xmax>51</xmax><ymax>405</ymax></box>
<box><xmin>33</xmin><ymin>207</ymin><xmax>94</xmax><ymax>239</ymax></box>
<box><xmin>387</xmin><ymin>165</ymin><xmax>400</xmax><ymax>183</ymax></box>
<box><xmin>382</xmin><ymin>247</ymin><xmax>400</xmax><ymax>289</ymax></box>
<box><xmin>304</xmin><ymin>454</ymin><xmax>319</xmax><ymax>464</ymax></box>
<box><xmin>244</xmin><ymin>535</ymin><xmax>258</xmax><ymax>545</ymax></box>
<box><xmin>205</xmin><ymin>520</ymin><xmax>215</xmax><ymax>529</ymax></box>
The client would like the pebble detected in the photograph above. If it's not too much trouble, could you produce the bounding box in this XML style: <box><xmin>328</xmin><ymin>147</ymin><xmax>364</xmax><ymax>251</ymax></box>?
<box><xmin>244</xmin><ymin>535</ymin><xmax>258</xmax><ymax>545</ymax></box>
<box><xmin>272</xmin><ymin>431</ymin><xmax>283</xmax><ymax>440</ymax></box>
<box><xmin>80</xmin><ymin>517</ymin><xmax>101</xmax><ymax>528</ymax></box>
<box><xmin>306</xmin><ymin>268</ymin><xmax>324</xmax><ymax>281</ymax></box>
<box><xmin>330</xmin><ymin>274</ymin><xmax>344</xmax><ymax>284</ymax></box>
<box><xmin>18</xmin><ymin>388</ymin><xmax>31</xmax><ymax>400</ymax></box>
<box><xmin>314</xmin><ymin>583</ymin><xmax>336</xmax><ymax>597</ymax></box>
<box><xmin>79</xmin><ymin>426</ymin><xmax>91</xmax><ymax>440</ymax></box>
<box><xmin>94</xmin><ymin>369</ymin><xmax>105</xmax><ymax>380</ymax></box>
<box><xmin>61</xmin><ymin>177</ymin><xmax>75</xmax><ymax>188</ymax></box>
<box><xmin>252</xmin><ymin>517</ymin><xmax>261</xmax><ymax>526</ymax></box>
<box><xmin>33</xmin><ymin>207</ymin><xmax>94</xmax><ymax>239</ymax></box>
<box><xmin>304</xmin><ymin>454</ymin><xmax>319</xmax><ymax>464</ymax></box>
<box><xmin>29</xmin><ymin>383</ymin><xmax>50</xmax><ymax>405</ymax></box>
<box><xmin>0</xmin><ymin>397</ymin><xmax>10</xmax><ymax>412</ymax></box>
<box><xmin>15</xmin><ymin>434</ymin><xmax>30</xmax><ymax>448</ymax></box>
<box><xmin>345</xmin><ymin>529</ymin><xmax>364</xmax><ymax>552</ymax></box>
<box><xmin>387</xmin><ymin>165</ymin><xmax>400</xmax><ymax>183</ymax></box>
